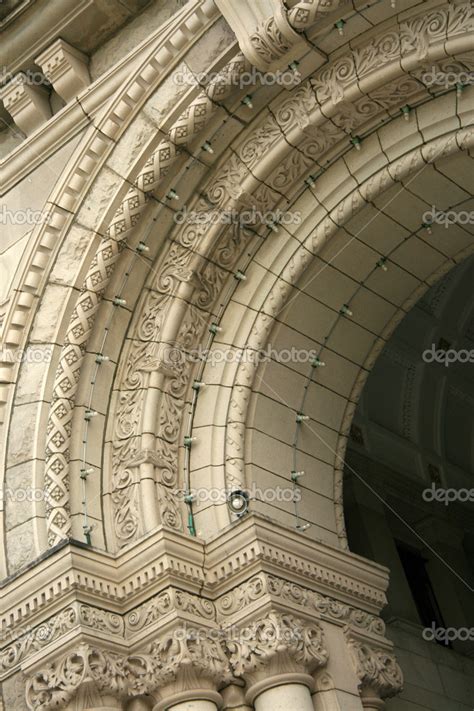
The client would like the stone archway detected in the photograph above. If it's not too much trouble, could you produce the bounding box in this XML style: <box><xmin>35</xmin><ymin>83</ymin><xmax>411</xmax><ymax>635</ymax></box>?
<box><xmin>1</xmin><ymin>0</ymin><xmax>471</xmax><ymax>562</ymax></box>
<box><xmin>2</xmin><ymin>2</ymin><xmax>474</xmax><ymax>708</ymax></box>
<box><xmin>28</xmin><ymin>0</ymin><xmax>471</xmax><ymax>557</ymax></box>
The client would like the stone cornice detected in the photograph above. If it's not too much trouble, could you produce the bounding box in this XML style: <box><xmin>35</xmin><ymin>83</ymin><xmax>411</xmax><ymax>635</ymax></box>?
<box><xmin>0</xmin><ymin>529</ymin><xmax>205</xmax><ymax>636</ymax></box>
<box><xmin>205</xmin><ymin>515</ymin><xmax>389</xmax><ymax>611</ymax></box>
<box><xmin>0</xmin><ymin>516</ymin><xmax>390</xmax><ymax>678</ymax></box>
<box><xmin>35</xmin><ymin>39</ymin><xmax>91</xmax><ymax>103</ymax></box>
<box><xmin>0</xmin><ymin>0</ymin><xmax>221</xmax><ymax>194</ymax></box>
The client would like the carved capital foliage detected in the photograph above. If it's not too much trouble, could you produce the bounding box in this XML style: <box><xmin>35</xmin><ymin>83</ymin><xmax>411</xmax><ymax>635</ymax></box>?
<box><xmin>26</xmin><ymin>631</ymin><xmax>231</xmax><ymax>710</ymax></box>
<box><xmin>26</xmin><ymin>645</ymin><xmax>128</xmax><ymax>711</ymax></box>
<box><xmin>227</xmin><ymin>611</ymin><xmax>328</xmax><ymax>679</ymax></box>
<box><xmin>347</xmin><ymin>637</ymin><xmax>403</xmax><ymax>700</ymax></box>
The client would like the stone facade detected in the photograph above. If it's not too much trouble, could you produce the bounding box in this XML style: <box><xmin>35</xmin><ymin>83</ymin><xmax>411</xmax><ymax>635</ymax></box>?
<box><xmin>0</xmin><ymin>0</ymin><xmax>473</xmax><ymax>709</ymax></box>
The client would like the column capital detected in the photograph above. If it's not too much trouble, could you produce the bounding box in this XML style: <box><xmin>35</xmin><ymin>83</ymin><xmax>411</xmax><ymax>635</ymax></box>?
<box><xmin>227</xmin><ymin>611</ymin><xmax>327</xmax><ymax>703</ymax></box>
<box><xmin>25</xmin><ymin>630</ymin><xmax>231</xmax><ymax>711</ymax></box>
<box><xmin>25</xmin><ymin>645</ymin><xmax>128</xmax><ymax>710</ymax></box>
<box><xmin>148</xmin><ymin>626</ymin><xmax>231</xmax><ymax>709</ymax></box>
<box><xmin>346</xmin><ymin>636</ymin><xmax>403</xmax><ymax>702</ymax></box>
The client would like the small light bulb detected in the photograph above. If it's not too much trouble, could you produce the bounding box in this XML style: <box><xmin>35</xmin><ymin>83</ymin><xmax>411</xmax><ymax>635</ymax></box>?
<box><xmin>401</xmin><ymin>105</ymin><xmax>411</xmax><ymax>121</ymax></box>
<box><xmin>335</xmin><ymin>19</ymin><xmax>345</xmax><ymax>36</ymax></box>
<box><xmin>267</xmin><ymin>221</ymin><xmax>279</xmax><ymax>232</ymax></box>
<box><xmin>377</xmin><ymin>258</ymin><xmax>388</xmax><ymax>272</ymax></box>
<box><xmin>84</xmin><ymin>409</ymin><xmax>98</xmax><ymax>420</ymax></box>
<box><xmin>340</xmin><ymin>304</ymin><xmax>353</xmax><ymax>317</ymax></box>
<box><xmin>113</xmin><ymin>297</ymin><xmax>127</xmax><ymax>307</ymax></box>
<box><xmin>242</xmin><ymin>95</ymin><xmax>253</xmax><ymax>109</ymax></box>
<box><xmin>80</xmin><ymin>467</ymin><xmax>94</xmax><ymax>479</ymax></box>
<box><xmin>291</xmin><ymin>470</ymin><xmax>305</xmax><ymax>482</ymax></box>
<box><xmin>192</xmin><ymin>381</ymin><xmax>205</xmax><ymax>390</ymax></box>
<box><xmin>456</xmin><ymin>83</ymin><xmax>464</xmax><ymax>98</ymax></box>
<box><xmin>209</xmin><ymin>323</ymin><xmax>222</xmax><ymax>334</ymax></box>
<box><xmin>184</xmin><ymin>436</ymin><xmax>197</xmax><ymax>448</ymax></box>
<box><xmin>95</xmin><ymin>354</ymin><xmax>109</xmax><ymax>364</ymax></box>
<box><xmin>166</xmin><ymin>189</ymin><xmax>179</xmax><ymax>200</ymax></box>
<box><xmin>305</xmin><ymin>175</ymin><xmax>316</xmax><ymax>188</ymax></box>
<box><xmin>422</xmin><ymin>222</ymin><xmax>433</xmax><ymax>235</ymax></box>
<box><xmin>296</xmin><ymin>413</ymin><xmax>309</xmax><ymax>423</ymax></box>
<box><xmin>391</xmin><ymin>0</ymin><xmax>396</xmax><ymax>7</ymax></box>
<box><xmin>296</xmin><ymin>522</ymin><xmax>310</xmax><ymax>532</ymax></box>
<box><xmin>234</xmin><ymin>270</ymin><xmax>247</xmax><ymax>281</ymax></box>
<box><xmin>184</xmin><ymin>493</ymin><xmax>196</xmax><ymax>504</ymax></box>
<box><xmin>350</xmin><ymin>136</ymin><xmax>362</xmax><ymax>151</ymax></box>
<box><xmin>202</xmin><ymin>141</ymin><xmax>214</xmax><ymax>154</ymax></box>
<box><xmin>288</xmin><ymin>60</ymin><xmax>300</xmax><ymax>72</ymax></box>
<box><xmin>136</xmin><ymin>242</ymin><xmax>149</xmax><ymax>253</ymax></box>
<box><xmin>312</xmin><ymin>357</ymin><xmax>325</xmax><ymax>367</ymax></box>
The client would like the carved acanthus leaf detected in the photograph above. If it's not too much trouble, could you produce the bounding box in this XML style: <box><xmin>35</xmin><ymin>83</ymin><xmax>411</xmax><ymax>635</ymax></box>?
<box><xmin>227</xmin><ymin>611</ymin><xmax>328</xmax><ymax>678</ymax></box>
<box><xmin>347</xmin><ymin>638</ymin><xmax>403</xmax><ymax>699</ymax></box>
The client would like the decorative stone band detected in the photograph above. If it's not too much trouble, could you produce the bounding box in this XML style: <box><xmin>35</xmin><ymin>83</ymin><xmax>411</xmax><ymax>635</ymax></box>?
<box><xmin>41</xmin><ymin>0</ymin><xmax>344</xmax><ymax>546</ymax></box>
<box><xmin>1</xmin><ymin>573</ymin><xmax>387</xmax><ymax>678</ymax></box>
<box><xmin>346</xmin><ymin>637</ymin><xmax>403</xmax><ymax>701</ymax></box>
<box><xmin>216</xmin><ymin>573</ymin><xmax>386</xmax><ymax>637</ymax></box>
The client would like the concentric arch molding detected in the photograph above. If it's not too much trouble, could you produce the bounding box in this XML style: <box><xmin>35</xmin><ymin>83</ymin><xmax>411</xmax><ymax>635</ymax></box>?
<box><xmin>33</xmin><ymin>0</ymin><xmax>474</xmax><ymax>546</ymax></box>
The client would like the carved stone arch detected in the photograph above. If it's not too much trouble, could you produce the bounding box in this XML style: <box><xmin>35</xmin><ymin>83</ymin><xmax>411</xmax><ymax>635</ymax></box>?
<box><xmin>0</xmin><ymin>0</ymin><xmax>236</xmax><ymax>572</ymax></box>
<box><xmin>9</xmin><ymin>0</ymin><xmax>470</xmax><ymax>559</ymax></box>
<box><xmin>106</xmin><ymin>101</ymin><xmax>473</xmax><ymax>553</ymax></box>
<box><xmin>100</xmin><ymin>1</ymin><xmax>474</xmax><ymax>552</ymax></box>
<box><xmin>188</xmin><ymin>125</ymin><xmax>474</xmax><ymax>547</ymax></box>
